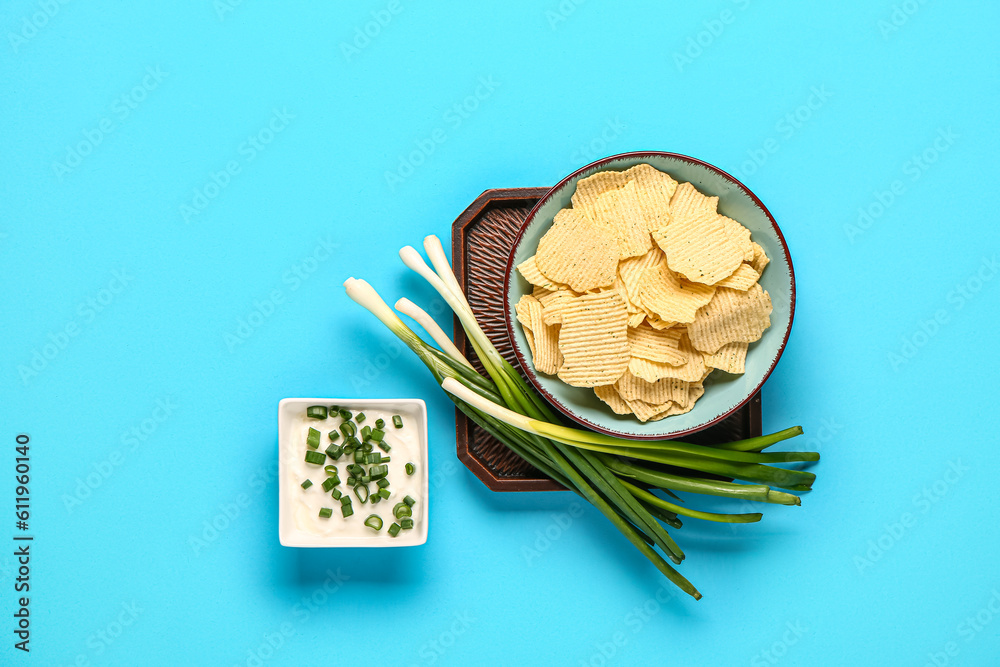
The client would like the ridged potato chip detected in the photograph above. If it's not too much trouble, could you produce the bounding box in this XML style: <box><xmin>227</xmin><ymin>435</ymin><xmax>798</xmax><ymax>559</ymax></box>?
<box><xmin>750</xmin><ymin>241</ymin><xmax>770</xmax><ymax>275</ymax></box>
<box><xmin>629</xmin><ymin>334</ymin><xmax>707</xmax><ymax>382</ymax></box>
<box><xmin>687</xmin><ymin>284</ymin><xmax>773</xmax><ymax>353</ymax></box>
<box><xmin>714</xmin><ymin>263</ymin><xmax>760</xmax><ymax>291</ymax></box>
<box><xmin>616</xmin><ymin>370</ymin><xmax>690</xmax><ymax>405</ymax></box>
<box><xmin>515</xmin><ymin>294</ymin><xmax>562</xmax><ymax>375</ymax></box>
<box><xmin>535</xmin><ymin>287</ymin><xmax>577</xmax><ymax>326</ymax></box>
<box><xmin>571</xmin><ymin>169</ymin><xmax>630</xmax><ymax>212</ymax></box>
<box><xmin>653</xmin><ymin>208</ymin><xmax>744</xmax><ymax>286</ymax></box>
<box><xmin>638</xmin><ymin>260</ymin><xmax>716</xmax><ymax>324</ymax></box>
<box><xmin>619</xmin><ymin>247</ymin><xmax>664</xmax><ymax>306</ymax></box>
<box><xmin>517</xmin><ymin>255</ymin><xmax>565</xmax><ymax>291</ymax></box>
<box><xmin>591</xmin><ymin>180</ymin><xmax>654</xmax><ymax>259</ymax></box>
<box><xmin>704</xmin><ymin>341</ymin><xmax>749</xmax><ymax>374</ymax></box>
<box><xmin>668</xmin><ymin>182</ymin><xmax>718</xmax><ymax>221</ymax></box>
<box><xmin>624</xmin><ymin>163</ymin><xmax>677</xmax><ymax>229</ymax></box>
<box><xmin>594</xmin><ymin>384</ymin><xmax>632</xmax><ymax>415</ymax></box>
<box><xmin>627</xmin><ymin>324</ymin><xmax>686</xmax><ymax>366</ymax></box>
<box><xmin>628</xmin><ymin>312</ymin><xmax>647</xmax><ymax>328</ymax></box>
<box><xmin>721</xmin><ymin>216</ymin><xmax>755</xmax><ymax>263</ymax></box>
<box><xmin>623</xmin><ymin>397</ymin><xmax>673</xmax><ymax>422</ymax></box>
<box><xmin>556</xmin><ymin>291</ymin><xmax>629</xmax><ymax>387</ymax></box>
<box><xmin>536</xmin><ymin>208</ymin><xmax>618</xmax><ymax>292</ymax></box>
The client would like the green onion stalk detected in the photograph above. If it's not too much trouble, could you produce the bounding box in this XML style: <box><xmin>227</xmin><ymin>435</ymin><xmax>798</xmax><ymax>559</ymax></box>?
<box><xmin>344</xmin><ymin>235</ymin><xmax>820</xmax><ymax>600</ymax></box>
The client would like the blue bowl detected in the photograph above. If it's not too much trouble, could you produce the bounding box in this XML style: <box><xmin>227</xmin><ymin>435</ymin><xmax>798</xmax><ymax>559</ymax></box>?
<box><xmin>503</xmin><ymin>152</ymin><xmax>795</xmax><ymax>440</ymax></box>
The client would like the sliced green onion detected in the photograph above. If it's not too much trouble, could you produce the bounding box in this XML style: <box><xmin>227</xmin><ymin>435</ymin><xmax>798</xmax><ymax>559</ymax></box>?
<box><xmin>331</xmin><ymin>488</ymin><xmax>342</xmax><ymax>500</ymax></box>
<box><xmin>329</xmin><ymin>404</ymin><xmax>339</xmax><ymax>413</ymax></box>
<box><xmin>392</xmin><ymin>415</ymin><xmax>403</xmax><ymax>429</ymax></box>
<box><xmin>361</xmin><ymin>425</ymin><xmax>372</xmax><ymax>441</ymax></box>
<box><xmin>400</xmin><ymin>518</ymin><xmax>414</xmax><ymax>530</ymax></box>
<box><xmin>364</xmin><ymin>514</ymin><xmax>383</xmax><ymax>531</ymax></box>
<box><xmin>370</xmin><ymin>465</ymin><xmax>388</xmax><ymax>479</ymax></box>
<box><xmin>376</xmin><ymin>477</ymin><xmax>390</xmax><ymax>488</ymax></box>
<box><xmin>307</xmin><ymin>406</ymin><xmax>328</xmax><ymax>419</ymax></box>
<box><xmin>304</xmin><ymin>451</ymin><xmax>326</xmax><ymax>465</ymax></box>
<box><xmin>388</xmin><ymin>523</ymin><xmax>401</xmax><ymax>537</ymax></box>
<box><xmin>340</xmin><ymin>495</ymin><xmax>352</xmax><ymax>505</ymax></box>
<box><xmin>324</xmin><ymin>465</ymin><xmax>338</xmax><ymax>475</ymax></box>
<box><xmin>354</xmin><ymin>450</ymin><xmax>365</xmax><ymax>463</ymax></box>
<box><xmin>300</xmin><ymin>479</ymin><xmax>313</xmax><ymax>489</ymax></box>
<box><xmin>340</xmin><ymin>421</ymin><xmax>356</xmax><ymax>438</ymax></box>
<box><xmin>394</xmin><ymin>503</ymin><xmax>411</xmax><ymax>519</ymax></box>
<box><xmin>342</xmin><ymin>505</ymin><xmax>354</xmax><ymax>518</ymax></box>
<box><xmin>325</xmin><ymin>445</ymin><xmax>342</xmax><ymax>460</ymax></box>
<box><xmin>378</xmin><ymin>488</ymin><xmax>391</xmax><ymax>500</ymax></box>
<box><xmin>377</xmin><ymin>441</ymin><xmax>391</xmax><ymax>453</ymax></box>
<box><xmin>306</xmin><ymin>428</ymin><xmax>321</xmax><ymax>449</ymax></box>
<box><xmin>354</xmin><ymin>485</ymin><xmax>370</xmax><ymax>502</ymax></box>
<box><xmin>405</xmin><ymin>463</ymin><xmax>415</xmax><ymax>475</ymax></box>
<box><xmin>347</xmin><ymin>477</ymin><xmax>358</xmax><ymax>487</ymax></box>
<box><xmin>403</xmin><ymin>495</ymin><xmax>415</xmax><ymax>507</ymax></box>
<box><xmin>375</xmin><ymin>418</ymin><xmax>385</xmax><ymax>429</ymax></box>
<box><xmin>318</xmin><ymin>507</ymin><xmax>333</xmax><ymax>518</ymax></box>
<box><xmin>370</xmin><ymin>428</ymin><xmax>385</xmax><ymax>442</ymax></box>
<box><xmin>381</xmin><ymin>456</ymin><xmax>391</xmax><ymax>463</ymax></box>
<box><xmin>362</xmin><ymin>442</ymin><xmax>374</xmax><ymax>453</ymax></box>
<box><xmin>328</xmin><ymin>431</ymin><xmax>340</xmax><ymax>442</ymax></box>
<box><xmin>355</xmin><ymin>412</ymin><xmax>366</xmax><ymax>423</ymax></box>
<box><xmin>321</xmin><ymin>477</ymin><xmax>338</xmax><ymax>492</ymax></box>
<box><xmin>360</xmin><ymin>475</ymin><xmax>372</xmax><ymax>484</ymax></box>
<box><xmin>339</xmin><ymin>409</ymin><xmax>352</xmax><ymax>420</ymax></box>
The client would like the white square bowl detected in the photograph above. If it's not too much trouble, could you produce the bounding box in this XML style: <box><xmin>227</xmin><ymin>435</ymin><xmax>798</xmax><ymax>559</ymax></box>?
<box><xmin>278</xmin><ymin>398</ymin><xmax>429</xmax><ymax>547</ymax></box>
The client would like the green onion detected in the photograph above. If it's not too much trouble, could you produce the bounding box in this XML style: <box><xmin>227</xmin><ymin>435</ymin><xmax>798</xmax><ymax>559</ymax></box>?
<box><xmin>318</xmin><ymin>508</ymin><xmax>333</xmax><ymax>518</ymax></box>
<box><xmin>332</xmin><ymin>488</ymin><xmax>342</xmax><ymax>500</ymax></box>
<box><xmin>375</xmin><ymin>418</ymin><xmax>385</xmax><ymax>429</ymax></box>
<box><xmin>361</xmin><ymin>425</ymin><xmax>372</xmax><ymax>440</ymax></box>
<box><xmin>370</xmin><ymin>429</ymin><xmax>385</xmax><ymax>442</ymax></box>
<box><xmin>307</xmin><ymin>406</ymin><xmax>328</xmax><ymax>419</ymax></box>
<box><xmin>328</xmin><ymin>431</ymin><xmax>340</xmax><ymax>442</ymax></box>
<box><xmin>342</xmin><ymin>505</ymin><xmax>354</xmax><ymax>518</ymax></box>
<box><xmin>306</xmin><ymin>428</ymin><xmax>321</xmax><ymax>449</ymax></box>
<box><xmin>370</xmin><ymin>465</ymin><xmax>388</xmax><ymax>479</ymax></box>
<box><xmin>340</xmin><ymin>495</ymin><xmax>352</xmax><ymax>505</ymax></box>
<box><xmin>330</xmin><ymin>404</ymin><xmax>339</xmax><ymax>413</ymax></box>
<box><xmin>403</xmin><ymin>495</ymin><xmax>415</xmax><ymax>507</ymax></box>
<box><xmin>353</xmin><ymin>450</ymin><xmax>365</xmax><ymax>463</ymax></box>
<box><xmin>355</xmin><ymin>412</ymin><xmax>366</xmax><ymax>423</ymax></box>
<box><xmin>300</xmin><ymin>479</ymin><xmax>313</xmax><ymax>489</ymax></box>
<box><xmin>370</xmin><ymin>494</ymin><xmax>381</xmax><ymax>505</ymax></box>
<box><xmin>377</xmin><ymin>441</ymin><xmax>391</xmax><ymax>453</ymax></box>
<box><xmin>393</xmin><ymin>503</ymin><xmax>411</xmax><ymax>519</ymax></box>
<box><xmin>388</xmin><ymin>523</ymin><xmax>401</xmax><ymax>537</ymax></box>
<box><xmin>340</xmin><ymin>421</ymin><xmax>356</xmax><ymax>438</ymax></box>
<box><xmin>324</xmin><ymin>465</ymin><xmax>338</xmax><ymax>475</ymax></box>
<box><xmin>364</xmin><ymin>514</ymin><xmax>382</xmax><ymax>531</ymax></box>
<box><xmin>343</xmin><ymin>238</ymin><xmax>822</xmax><ymax>600</ymax></box>
<box><xmin>360</xmin><ymin>475</ymin><xmax>371</xmax><ymax>484</ymax></box>
<box><xmin>304</xmin><ymin>451</ymin><xmax>325</xmax><ymax>465</ymax></box>
<box><xmin>325</xmin><ymin>444</ymin><xmax>342</xmax><ymax>460</ymax></box>
<box><xmin>354</xmin><ymin>485</ymin><xmax>370</xmax><ymax>502</ymax></box>
<box><xmin>400</xmin><ymin>518</ymin><xmax>414</xmax><ymax>530</ymax></box>
<box><xmin>378</xmin><ymin>488</ymin><xmax>391</xmax><ymax>500</ymax></box>
<box><xmin>376</xmin><ymin>478</ymin><xmax>390</xmax><ymax>488</ymax></box>
<box><xmin>339</xmin><ymin>409</ymin><xmax>352</xmax><ymax>420</ymax></box>
<box><xmin>321</xmin><ymin>477</ymin><xmax>339</xmax><ymax>492</ymax></box>
<box><xmin>362</xmin><ymin>442</ymin><xmax>373</xmax><ymax>453</ymax></box>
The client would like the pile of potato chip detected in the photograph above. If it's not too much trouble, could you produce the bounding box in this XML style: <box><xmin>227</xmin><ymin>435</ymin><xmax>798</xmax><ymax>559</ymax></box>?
<box><xmin>514</xmin><ymin>163</ymin><xmax>773</xmax><ymax>422</ymax></box>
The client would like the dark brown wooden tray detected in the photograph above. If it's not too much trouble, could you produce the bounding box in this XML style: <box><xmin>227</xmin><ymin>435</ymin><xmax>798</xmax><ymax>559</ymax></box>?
<box><xmin>451</xmin><ymin>188</ymin><xmax>763</xmax><ymax>492</ymax></box>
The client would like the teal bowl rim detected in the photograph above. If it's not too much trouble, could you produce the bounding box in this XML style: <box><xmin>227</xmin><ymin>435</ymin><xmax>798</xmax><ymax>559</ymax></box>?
<box><xmin>501</xmin><ymin>151</ymin><xmax>796</xmax><ymax>440</ymax></box>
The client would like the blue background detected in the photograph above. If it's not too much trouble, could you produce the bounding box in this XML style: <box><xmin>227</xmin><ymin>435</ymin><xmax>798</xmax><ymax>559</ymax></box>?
<box><xmin>2</xmin><ymin>1</ymin><xmax>999</xmax><ymax>665</ymax></box>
